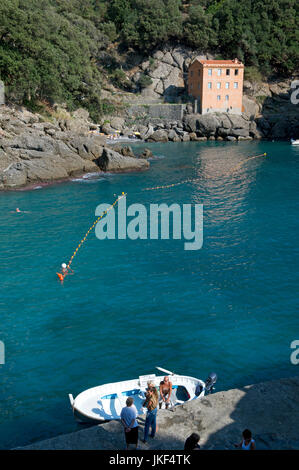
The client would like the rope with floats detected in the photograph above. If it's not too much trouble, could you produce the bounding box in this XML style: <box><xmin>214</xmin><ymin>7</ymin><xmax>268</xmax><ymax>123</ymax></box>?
<box><xmin>57</xmin><ymin>193</ymin><xmax>126</xmax><ymax>281</ymax></box>
<box><xmin>57</xmin><ymin>152</ymin><xmax>267</xmax><ymax>280</ymax></box>
<box><xmin>143</xmin><ymin>153</ymin><xmax>267</xmax><ymax>191</ymax></box>
<box><xmin>229</xmin><ymin>152</ymin><xmax>267</xmax><ymax>174</ymax></box>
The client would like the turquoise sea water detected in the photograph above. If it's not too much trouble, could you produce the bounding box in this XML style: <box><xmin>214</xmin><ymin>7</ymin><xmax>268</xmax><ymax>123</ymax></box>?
<box><xmin>0</xmin><ymin>141</ymin><xmax>298</xmax><ymax>448</ymax></box>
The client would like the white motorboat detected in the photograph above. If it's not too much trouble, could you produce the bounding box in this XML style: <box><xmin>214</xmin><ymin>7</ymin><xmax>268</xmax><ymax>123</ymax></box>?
<box><xmin>290</xmin><ymin>138</ymin><xmax>299</xmax><ymax>145</ymax></box>
<box><xmin>69</xmin><ymin>367</ymin><xmax>217</xmax><ymax>423</ymax></box>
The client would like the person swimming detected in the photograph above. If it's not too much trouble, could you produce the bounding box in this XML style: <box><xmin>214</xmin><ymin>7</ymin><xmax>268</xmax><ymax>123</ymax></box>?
<box><xmin>11</xmin><ymin>208</ymin><xmax>30</xmax><ymax>213</ymax></box>
<box><xmin>57</xmin><ymin>263</ymin><xmax>74</xmax><ymax>282</ymax></box>
<box><xmin>62</xmin><ymin>263</ymin><xmax>74</xmax><ymax>276</ymax></box>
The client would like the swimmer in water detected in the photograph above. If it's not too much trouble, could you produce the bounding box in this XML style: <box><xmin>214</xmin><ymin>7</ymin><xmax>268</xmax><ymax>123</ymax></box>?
<box><xmin>57</xmin><ymin>263</ymin><xmax>74</xmax><ymax>282</ymax></box>
<box><xmin>61</xmin><ymin>263</ymin><xmax>74</xmax><ymax>277</ymax></box>
<box><xmin>11</xmin><ymin>208</ymin><xmax>30</xmax><ymax>213</ymax></box>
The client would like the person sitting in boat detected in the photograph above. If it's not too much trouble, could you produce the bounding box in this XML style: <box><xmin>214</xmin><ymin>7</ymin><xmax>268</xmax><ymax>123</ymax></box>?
<box><xmin>159</xmin><ymin>376</ymin><xmax>172</xmax><ymax>409</ymax></box>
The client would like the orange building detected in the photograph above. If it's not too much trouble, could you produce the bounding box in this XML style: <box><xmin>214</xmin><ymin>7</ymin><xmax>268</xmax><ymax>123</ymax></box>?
<box><xmin>188</xmin><ymin>58</ymin><xmax>244</xmax><ymax>115</ymax></box>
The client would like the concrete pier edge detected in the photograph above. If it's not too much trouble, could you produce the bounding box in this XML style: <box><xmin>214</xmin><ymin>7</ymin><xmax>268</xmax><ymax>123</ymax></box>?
<box><xmin>17</xmin><ymin>376</ymin><xmax>299</xmax><ymax>450</ymax></box>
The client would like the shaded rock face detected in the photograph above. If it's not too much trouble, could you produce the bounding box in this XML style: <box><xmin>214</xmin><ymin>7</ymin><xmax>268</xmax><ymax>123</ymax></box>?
<box><xmin>242</xmin><ymin>77</ymin><xmax>299</xmax><ymax>140</ymax></box>
<box><xmin>0</xmin><ymin>106</ymin><xmax>150</xmax><ymax>190</ymax></box>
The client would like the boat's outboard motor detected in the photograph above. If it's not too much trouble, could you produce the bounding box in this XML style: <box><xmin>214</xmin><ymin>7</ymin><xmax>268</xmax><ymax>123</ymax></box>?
<box><xmin>204</xmin><ymin>372</ymin><xmax>217</xmax><ymax>394</ymax></box>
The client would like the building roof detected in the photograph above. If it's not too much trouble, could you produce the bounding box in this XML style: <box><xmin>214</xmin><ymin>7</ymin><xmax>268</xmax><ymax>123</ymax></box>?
<box><xmin>191</xmin><ymin>58</ymin><xmax>244</xmax><ymax>67</ymax></box>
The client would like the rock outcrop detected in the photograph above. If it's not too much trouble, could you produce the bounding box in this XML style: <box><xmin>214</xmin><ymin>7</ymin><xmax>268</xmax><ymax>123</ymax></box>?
<box><xmin>0</xmin><ymin>106</ymin><xmax>150</xmax><ymax>190</ymax></box>
<box><xmin>98</xmin><ymin>148</ymin><xmax>149</xmax><ymax>172</ymax></box>
<box><xmin>129</xmin><ymin>45</ymin><xmax>209</xmax><ymax>102</ymax></box>
<box><xmin>243</xmin><ymin>78</ymin><xmax>299</xmax><ymax>140</ymax></box>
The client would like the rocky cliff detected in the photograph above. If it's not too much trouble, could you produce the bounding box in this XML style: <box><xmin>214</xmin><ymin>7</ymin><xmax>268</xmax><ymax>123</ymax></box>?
<box><xmin>100</xmin><ymin>44</ymin><xmax>298</xmax><ymax>141</ymax></box>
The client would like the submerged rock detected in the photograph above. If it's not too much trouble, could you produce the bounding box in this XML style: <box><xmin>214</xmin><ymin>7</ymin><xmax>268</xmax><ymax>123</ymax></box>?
<box><xmin>138</xmin><ymin>148</ymin><xmax>153</xmax><ymax>159</ymax></box>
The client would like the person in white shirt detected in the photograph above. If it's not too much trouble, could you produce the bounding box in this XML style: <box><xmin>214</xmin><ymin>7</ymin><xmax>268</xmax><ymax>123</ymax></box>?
<box><xmin>120</xmin><ymin>397</ymin><xmax>139</xmax><ymax>450</ymax></box>
<box><xmin>234</xmin><ymin>429</ymin><xmax>256</xmax><ymax>450</ymax></box>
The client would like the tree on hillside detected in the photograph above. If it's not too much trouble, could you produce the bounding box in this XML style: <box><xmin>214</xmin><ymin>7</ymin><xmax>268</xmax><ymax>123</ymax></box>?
<box><xmin>108</xmin><ymin>0</ymin><xmax>183</xmax><ymax>50</ymax></box>
<box><xmin>183</xmin><ymin>4</ymin><xmax>218</xmax><ymax>49</ymax></box>
<box><xmin>214</xmin><ymin>0</ymin><xmax>298</xmax><ymax>74</ymax></box>
<box><xmin>0</xmin><ymin>0</ymin><xmax>104</xmax><ymax>118</ymax></box>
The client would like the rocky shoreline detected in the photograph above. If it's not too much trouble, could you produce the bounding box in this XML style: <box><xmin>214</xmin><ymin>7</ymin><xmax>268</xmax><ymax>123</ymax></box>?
<box><xmin>0</xmin><ymin>106</ymin><xmax>150</xmax><ymax>191</ymax></box>
<box><xmin>17</xmin><ymin>376</ymin><xmax>299</xmax><ymax>450</ymax></box>
<box><xmin>0</xmin><ymin>103</ymin><xmax>257</xmax><ymax>192</ymax></box>
<box><xmin>101</xmin><ymin>44</ymin><xmax>298</xmax><ymax>142</ymax></box>
<box><xmin>1</xmin><ymin>79</ymin><xmax>298</xmax><ymax>191</ymax></box>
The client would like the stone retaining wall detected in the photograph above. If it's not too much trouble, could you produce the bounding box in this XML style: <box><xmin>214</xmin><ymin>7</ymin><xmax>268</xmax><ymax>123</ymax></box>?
<box><xmin>126</xmin><ymin>103</ymin><xmax>187</xmax><ymax>121</ymax></box>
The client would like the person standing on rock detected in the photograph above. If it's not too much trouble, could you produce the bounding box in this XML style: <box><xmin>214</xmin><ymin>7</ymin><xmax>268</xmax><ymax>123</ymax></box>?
<box><xmin>142</xmin><ymin>382</ymin><xmax>159</xmax><ymax>444</ymax></box>
<box><xmin>120</xmin><ymin>397</ymin><xmax>139</xmax><ymax>450</ymax></box>
<box><xmin>159</xmin><ymin>376</ymin><xmax>173</xmax><ymax>409</ymax></box>
<box><xmin>234</xmin><ymin>429</ymin><xmax>256</xmax><ymax>450</ymax></box>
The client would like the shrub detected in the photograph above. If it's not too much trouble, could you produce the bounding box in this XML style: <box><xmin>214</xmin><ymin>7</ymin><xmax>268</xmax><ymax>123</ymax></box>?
<box><xmin>138</xmin><ymin>74</ymin><xmax>153</xmax><ymax>89</ymax></box>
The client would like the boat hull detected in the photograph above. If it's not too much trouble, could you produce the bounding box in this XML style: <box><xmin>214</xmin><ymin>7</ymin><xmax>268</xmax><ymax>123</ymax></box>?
<box><xmin>70</xmin><ymin>374</ymin><xmax>206</xmax><ymax>424</ymax></box>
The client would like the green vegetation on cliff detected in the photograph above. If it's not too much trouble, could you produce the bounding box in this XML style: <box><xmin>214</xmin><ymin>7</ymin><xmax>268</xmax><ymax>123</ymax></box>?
<box><xmin>109</xmin><ymin>0</ymin><xmax>298</xmax><ymax>76</ymax></box>
<box><xmin>0</xmin><ymin>0</ymin><xmax>298</xmax><ymax>117</ymax></box>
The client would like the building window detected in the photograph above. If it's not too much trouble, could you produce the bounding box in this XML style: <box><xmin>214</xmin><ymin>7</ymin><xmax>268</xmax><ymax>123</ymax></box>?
<box><xmin>235</xmin><ymin>69</ymin><xmax>239</xmax><ymax>75</ymax></box>
<box><xmin>208</xmin><ymin>69</ymin><xmax>212</xmax><ymax>76</ymax></box>
<box><xmin>198</xmin><ymin>70</ymin><xmax>201</xmax><ymax>76</ymax></box>
<box><xmin>217</xmin><ymin>82</ymin><xmax>221</xmax><ymax>89</ymax></box>
<box><xmin>217</xmin><ymin>69</ymin><xmax>222</xmax><ymax>76</ymax></box>
<box><xmin>234</xmin><ymin>82</ymin><xmax>238</xmax><ymax>89</ymax></box>
<box><xmin>225</xmin><ymin>95</ymin><xmax>229</xmax><ymax>101</ymax></box>
<box><xmin>208</xmin><ymin>82</ymin><xmax>212</xmax><ymax>89</ymax></box>
<box><xmin>225</xmin><ymin>82</ymin><xmax>230</xmax><ymax>89</ymax></box>
<box><xmin>226</xmin><ymin>69</ymin><xmax>230</xmax><ymax>76</ymax></box>
<box><xmin>217</xmin><ymin>95</ymin><xmax>221</xmax><ymax>101</ymax></box>
<box><xmin>198</xmin><ymin>83</ymin><xmax>200</xmax><ymax>90</ymax></box>
<box><xmin>190</xmin><ymin>71</ymin><xmax>193</xmax><ymax>77</ymax></box>
<box><xmin>190</xmin><ymin>83</ymin><xmax>193</xmax><ymax>89</ymax></box>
